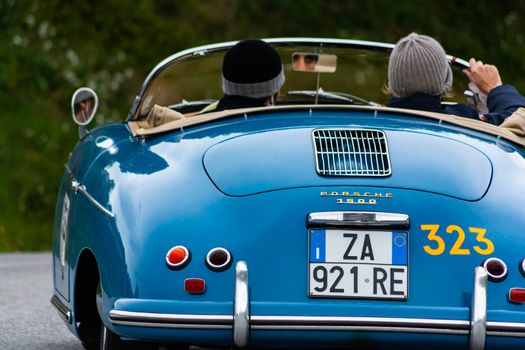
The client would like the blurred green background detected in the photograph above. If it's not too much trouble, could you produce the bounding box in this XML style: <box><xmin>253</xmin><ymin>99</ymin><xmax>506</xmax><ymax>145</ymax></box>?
<box><xmin>1</xmin><ymin>0</ymin><xmax>525</xmax><ymax>251</ymax></box>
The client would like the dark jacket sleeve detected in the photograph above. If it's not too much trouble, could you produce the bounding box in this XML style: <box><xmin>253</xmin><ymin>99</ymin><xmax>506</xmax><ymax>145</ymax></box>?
<box><xmin>484</xmin><ymin>85</ymin><xmax>525</xmax><ymax>125</ymax></box>
<box><xmin>443</xmin><ymin>104</ymin><xmax>480</xmax><ymax>120</ymax></box>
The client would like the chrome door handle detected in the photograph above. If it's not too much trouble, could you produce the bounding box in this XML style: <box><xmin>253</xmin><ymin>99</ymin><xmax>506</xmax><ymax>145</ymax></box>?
<box><xmin>70</xmin><ymin>180</ymin><xmax>114</xmax><ymax>218</ymax></box>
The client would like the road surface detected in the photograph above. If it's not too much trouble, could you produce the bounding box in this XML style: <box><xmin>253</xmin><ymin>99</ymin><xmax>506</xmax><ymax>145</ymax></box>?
<box><xmin>0</xmin><ymin>252</ymin><xmax>83</xmax><ymax>349</ymax></box>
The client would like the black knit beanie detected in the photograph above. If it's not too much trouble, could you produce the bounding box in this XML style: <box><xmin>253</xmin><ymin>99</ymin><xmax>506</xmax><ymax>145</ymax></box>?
<box><xmin>222</xmin><ymin>39</ymin><xmax>285</xmax><ymax>98</ymax></box>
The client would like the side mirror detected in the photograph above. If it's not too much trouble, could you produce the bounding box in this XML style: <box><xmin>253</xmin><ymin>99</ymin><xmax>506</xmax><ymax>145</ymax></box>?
<box><xmin>292</xmin><ymin>53</ymin><xmax>337</xmax><ymax>73</ymax></box>
<box><xmin>71</xmin><ymin>87</ymin><xmax>98</xmax><ymax>126</ymax></box>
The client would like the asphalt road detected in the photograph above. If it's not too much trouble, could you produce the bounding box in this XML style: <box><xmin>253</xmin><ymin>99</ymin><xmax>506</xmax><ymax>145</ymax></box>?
<box><xmin>0</xmin><ymin>252</ymin><xmax>83</xmax><ymax>350</ymax></box>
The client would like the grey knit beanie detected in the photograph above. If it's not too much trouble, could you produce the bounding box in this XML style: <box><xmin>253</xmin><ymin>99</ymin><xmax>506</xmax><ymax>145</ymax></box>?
<box><xmin>388</xmin><ymin>33</ymin><xmax>452</xmax><ymax>97</ymax></box>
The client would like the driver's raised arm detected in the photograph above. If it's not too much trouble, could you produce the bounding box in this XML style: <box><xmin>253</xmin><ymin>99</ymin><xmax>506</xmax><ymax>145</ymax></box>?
<box><xmin>463</xmin><ymin>58</ymin><xmax>525</xmax><ymax>125</ymax></box>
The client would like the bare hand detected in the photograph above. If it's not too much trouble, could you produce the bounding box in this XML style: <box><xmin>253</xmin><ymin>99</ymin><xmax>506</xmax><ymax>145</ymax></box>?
<box><xmin>463</xmin><ymin>58</ymin><xmax>502</xmax><ymax>95</ymax></box>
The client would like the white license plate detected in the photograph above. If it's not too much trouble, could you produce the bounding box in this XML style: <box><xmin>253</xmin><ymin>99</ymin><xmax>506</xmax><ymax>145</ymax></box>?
<box><xmin>308</xmin><ymin>229</ymin><xmax>408</xmax><ymax>300</ymax></box>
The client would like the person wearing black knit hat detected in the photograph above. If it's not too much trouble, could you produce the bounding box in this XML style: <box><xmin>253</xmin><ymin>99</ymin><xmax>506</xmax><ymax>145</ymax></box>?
<box><xmin>214</xmin><ymin>39</ymin><xmax>285</xmax><ymax>112</ymax></box>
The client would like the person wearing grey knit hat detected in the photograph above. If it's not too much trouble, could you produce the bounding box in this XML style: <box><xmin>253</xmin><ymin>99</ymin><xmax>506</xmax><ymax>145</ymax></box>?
<box><xmin>388</xmin><ymin>33</ymin><xmax>452</xmax><ymax>98</ymax></box>
<box><xmin>387</xmin><ymin>33</ymin><xmax>525</xmax><ymax>124</ymax></box>
<box><xmin>211</xmin><ymin>39</ymin><xmax>285</xmax><ymax>113</ymax></box>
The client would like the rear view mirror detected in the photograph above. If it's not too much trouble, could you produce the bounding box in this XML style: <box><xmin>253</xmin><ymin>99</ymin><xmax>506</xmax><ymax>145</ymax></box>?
<box><xmin>71</xmin><ymin>87</ymin><xmax>98</xmax><ymax>126</ymax></box>
<box><xmin>292</xmin><ymin>53</ymin><xmax>337</xmax><ymax>73</ymax></box>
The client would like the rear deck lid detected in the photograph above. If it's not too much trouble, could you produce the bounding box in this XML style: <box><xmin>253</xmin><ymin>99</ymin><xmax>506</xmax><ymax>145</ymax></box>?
<box><xmin>202</xmin><ymin>128</ymin><xmax>492</xmax><ymax>200</ymax></box>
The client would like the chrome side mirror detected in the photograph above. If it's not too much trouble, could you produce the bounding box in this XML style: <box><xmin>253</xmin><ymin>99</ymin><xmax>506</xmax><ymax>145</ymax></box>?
<box><xmin>71</xmin><ymin>87</ymin><xmax>98</xmax><ymax>125</ymax></box>
<box><xmin>71</xmin><ymin>87</ymin><xmax>98</xmax><ymax>138</ymax></box>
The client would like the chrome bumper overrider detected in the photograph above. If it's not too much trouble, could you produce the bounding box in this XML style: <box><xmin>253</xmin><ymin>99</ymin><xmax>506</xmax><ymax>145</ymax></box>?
<box><xmin>109</xmin><ymin>263</ymin><xmax>525</xmax><ymax>349</ymax></box>
<box><xmin>51</xmin><ymin>295</ymin><xmax>71</xmax><ymax>324</ymax></box>
<box><xmin>234</xmin><ymin>261</ymin><xmax>249</xmax><ymax>347</ymax></box>
<box><xmin>469</xmin><ymin>267</ymin><xmax>487</xmax><ymax>350</ymax></box>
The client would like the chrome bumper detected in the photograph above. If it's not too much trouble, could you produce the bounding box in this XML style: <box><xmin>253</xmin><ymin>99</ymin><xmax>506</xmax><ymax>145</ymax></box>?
<box><xmin>109</xmin><ymin>263</ymin><xmax>525</xmax><ymax>349</ymax></box>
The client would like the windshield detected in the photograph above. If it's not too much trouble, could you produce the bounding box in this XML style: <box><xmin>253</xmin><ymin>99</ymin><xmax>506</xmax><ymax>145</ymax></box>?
<box><xmin>135</xmin><ymin>42</ymin><xmax>470</xmax><ymax>118</ymax></box>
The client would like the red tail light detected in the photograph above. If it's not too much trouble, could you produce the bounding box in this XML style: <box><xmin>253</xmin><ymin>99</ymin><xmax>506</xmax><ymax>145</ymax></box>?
<box><xmin>519</xmin><ymin>259</ymin><xmax>525</xmax><ymax>278</ymax></box>
<box><xmin>184</xmin><ymin>278</ymin><xmax>206</xmax><ymax>294</ymax></box>
<box><xmin>482</xmin><ymin>257</ymin><xmax>507</xmax><ymax>282</ymax></box>
<box><xmin>206</xmin><ymin>247</ymin><xmax>232</xmax><ymax>271</ymax></box>
<box><xmin>166</xmin><ymin>246</ymin><xmax>190</xmax><ymax>269</ymax></box>
<box><xmin>509</xmin><ymin>288</ymin><xmax>525</xmax><ymax>303</ymax></box>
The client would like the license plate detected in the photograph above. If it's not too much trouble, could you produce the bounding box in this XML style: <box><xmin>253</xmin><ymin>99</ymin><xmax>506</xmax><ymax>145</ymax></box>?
<box><xmin>308</xmin><ymin>229</ymin><xmax>408</xmax><ymax>300</ymax></box>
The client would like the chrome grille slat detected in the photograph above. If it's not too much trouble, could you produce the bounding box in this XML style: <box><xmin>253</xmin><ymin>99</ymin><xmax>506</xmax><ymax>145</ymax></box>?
<box><xmin>322</xmin><ymin>130</ymin><xmax>331</xmax><ymax>173</ymax></box>
<box><xmin>343</xmin><ymin>131</ymin><xmax>353</xmax><ymax>172</ymax></box>
<box><xmin>378</xmin><ymin>132</ymin><xmax>386</xmax><ymax>172</ymax></box>
<box><xmin>370</xmin><ymin>134</ymin><xmax>376</xmax><ymax>174</ymax></box>
<box><xmin>351</xmin><ymin>131</ymin><xmax>358</xmax><ymax>173</ymax></box>
<box><xmin>317</xmin><ymin>130</ymin><xmax>326</xmax><ymax>172</ymax></box>
<box><xmin>312</xmin><ymin>129</ymin><xmax>391</xmax><ymax>177</ymax></box>
<box><xmin>353</xmin><ymin>131</ymin><xmax>363</xmax><ymax>174</ymax></box>
<box><xmin>328</xmin><ymin>130</ymin><xmax>337</xmax><ymax>174</ymax></box>
<box><xmin>364</xmin><ymin>131</ymin><xmax>372</xmax><ymax>174</ymax></box>
<box><xmin>333</xmin><ymin>131</ymin><xmax>339</xmax><ymax>175</ymax></box>
<box><xmin>356</xmin><ymin>130</ymin><xmax>365</xmax><ymax>175</ymax></box>
<box><xmin>337</xmin><ymin>130</ymin><xmax>346</xmax><ymax>174</ymax></box>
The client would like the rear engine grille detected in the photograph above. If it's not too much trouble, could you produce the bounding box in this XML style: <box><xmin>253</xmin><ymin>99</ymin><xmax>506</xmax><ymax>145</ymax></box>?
<box><xmin>312</xmin><ymin>129</ymin><xmax>391</xmax><ymax>176</ymax></box>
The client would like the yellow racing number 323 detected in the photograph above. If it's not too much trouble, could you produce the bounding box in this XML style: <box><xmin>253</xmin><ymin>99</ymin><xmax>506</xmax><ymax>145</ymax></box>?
<box><xmin>420</xmin><ymin>224</ymin><xmax>495</xmax><ymax>256</ymax></box>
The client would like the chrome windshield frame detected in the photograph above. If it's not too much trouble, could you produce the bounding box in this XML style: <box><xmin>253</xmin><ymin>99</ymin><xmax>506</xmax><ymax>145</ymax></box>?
<box><xmin>127</xmin><ymin>37</ymin><xmax>469</xmax><ymax>121</ymax></box>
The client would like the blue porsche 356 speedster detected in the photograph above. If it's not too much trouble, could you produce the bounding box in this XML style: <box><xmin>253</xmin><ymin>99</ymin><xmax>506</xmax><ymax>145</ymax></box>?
<box><xmin>51</xmin><ymin>38</ymin><xmax>525</xmax><ymax>350</ymax></box>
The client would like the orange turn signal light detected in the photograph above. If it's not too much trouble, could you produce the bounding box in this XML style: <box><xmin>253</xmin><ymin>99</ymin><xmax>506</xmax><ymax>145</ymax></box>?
<box><xmin>166</xmin><ymin>246</ymin><xmax>190</xmax><ymax>269</ymax></box>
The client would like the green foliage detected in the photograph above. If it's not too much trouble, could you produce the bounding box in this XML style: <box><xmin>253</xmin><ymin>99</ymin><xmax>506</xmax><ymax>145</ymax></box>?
<box><xmin>0</xmin><ymin>97</ymin><xmax>77</xmax><ymax>250</ymax></box>
<box><xmin>2</xmin><ymin>0</ymin><xmax>525</xmax><ymax>250</ymax></box>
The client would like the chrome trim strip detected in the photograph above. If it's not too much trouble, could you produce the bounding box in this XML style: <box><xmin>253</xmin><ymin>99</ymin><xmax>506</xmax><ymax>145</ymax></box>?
<box><xmin>308</xmin><ymin>211</ymin><xmax>410</xmax><ymax>230</ymax></box>
<box><xmin>234</xmin><ymin>261</ymin><xmax>250</xmax><ymax>348</ymax></box>
<box><xmin>107</xmin><ymin>310</ymin><xmax>525</xmax><ymax>338</ymax></box>
<box><xmin>50</xmin><ymin>295</ymin><xmax>71</xmax><ymax>324</ymax></box>
<box><xmin>109</xmin><ymin>310</ymin><xmax>232</xmax><ymax>329</ymax></box>
<box><xmin>251</xmin><ymin>325</ymin><xmax>469</xmax><ymax>335</ymax></box>
<box><xmin>71</xmin><ymin>180</ymin><xmax>115</xmax><ymax>218</ymax></box>
<box><xmin>111</xmin><ymin>320</ymin><xmax>232</xmax><ymax>330</ymax></box>
<box><xmin>469</xmin><ymin>266</ymin><xmax>488</xmax><ymax>350</ymax></box>
<box><xmin>487</xmin><ymin>321</ymin><xmax>525</xmax><ymax>333</ymax></box>
<box><xmin>486</xmin><ymin>321</ymin><xmax>525</xmax><ymax>337</ymax></box>
<box><xmin>250</xmin><ymin>315</ymin><xmax>469</xmax><ymax>329</ymax></box>
<box><xmin>129</xmin><ymin>37</ymin><xmax>468</xmax><ymax>120</ymax></box>
<box><xmin>109</xmin><ymin>310</ymin><xmax>233</xmax><ymax>324</ymax></box>
<box><xmin>487</xmin><ymin>331</ymin><xmax>525</xmax><ymax>337</ymax></box>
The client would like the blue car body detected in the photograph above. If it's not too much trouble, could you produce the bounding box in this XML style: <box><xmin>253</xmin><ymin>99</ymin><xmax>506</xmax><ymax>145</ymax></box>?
<box><xmin>52</xmin><ymin>38</ymin><xmax>525</xmax><ymax>350</ymax></box>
